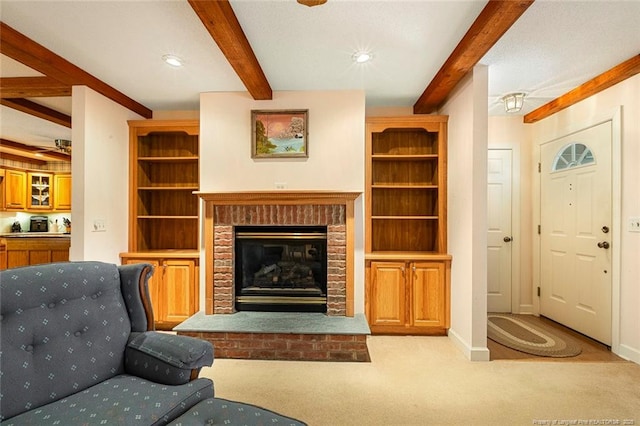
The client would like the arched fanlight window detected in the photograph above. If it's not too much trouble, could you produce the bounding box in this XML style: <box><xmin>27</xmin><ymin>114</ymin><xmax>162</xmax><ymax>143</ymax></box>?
<box><xmin>552</xmin><ymin>143</ymin><xmax>594</xmax><ymax>172</ymax></box>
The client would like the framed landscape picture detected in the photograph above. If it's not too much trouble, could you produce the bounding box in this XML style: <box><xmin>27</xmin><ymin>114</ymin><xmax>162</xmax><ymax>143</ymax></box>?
<box><xmin>251</xmin><ymin>109</ymin><xmax>309</xmax><ymax>158</ymax></box>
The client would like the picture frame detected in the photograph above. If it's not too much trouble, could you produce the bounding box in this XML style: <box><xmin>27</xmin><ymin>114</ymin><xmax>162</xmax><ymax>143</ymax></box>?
<box><xmin>251</xmin><ymin>109</ymin><xmax>309</xmax><ymax>158</ymax></box>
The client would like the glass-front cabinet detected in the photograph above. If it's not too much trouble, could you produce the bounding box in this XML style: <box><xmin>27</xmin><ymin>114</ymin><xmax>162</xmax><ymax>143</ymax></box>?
<box><xmin>28</xmin><ymin>172</ymin><xmax>52</xmax><ymax>209</ymax></box>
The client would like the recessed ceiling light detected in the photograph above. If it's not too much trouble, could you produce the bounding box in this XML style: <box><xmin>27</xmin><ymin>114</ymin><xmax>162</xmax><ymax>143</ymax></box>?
<box><xmin>162</xmin><ymin>54</ymin><xmax>183</xmax><ymax>67</ymax></box>
<box><xmin>352</xmin><ymin>51</ymin><xmax>373</xmax><ymax>64</ymax></box>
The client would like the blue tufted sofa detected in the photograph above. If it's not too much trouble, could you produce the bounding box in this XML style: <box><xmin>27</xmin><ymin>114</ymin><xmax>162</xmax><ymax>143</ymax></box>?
<box><xmin>0</xmin><ymin>261</ymin><xmax>214</xmax><ymax>425</ymax></box>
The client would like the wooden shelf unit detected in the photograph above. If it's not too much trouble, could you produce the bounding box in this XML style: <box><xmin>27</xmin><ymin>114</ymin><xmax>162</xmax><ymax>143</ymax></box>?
<box><xmin>128</xmin><ymin>120</ymin><xmax>200</xmax><ymax>252</ymax></box>
<box><xmin>365</xmin><ymin>116</ymin><xmax>451</xmax><ymax>335</ymax></box>
<box><xmin>125</xmin><ymin>120</ymin><xmax>200</xmax><ymax>329</ymax></box>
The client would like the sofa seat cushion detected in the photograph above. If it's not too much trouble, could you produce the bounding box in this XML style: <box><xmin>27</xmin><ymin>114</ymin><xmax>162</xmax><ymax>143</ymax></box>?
<box><xmin>2</xmin><ymin>374</ymin><xmax>214</xmax><ymax>426</ymax></box>
<box><xmin>169</xmin><ymin>398</ymin><xmax>307</xmax><ymax>426</ymax></box>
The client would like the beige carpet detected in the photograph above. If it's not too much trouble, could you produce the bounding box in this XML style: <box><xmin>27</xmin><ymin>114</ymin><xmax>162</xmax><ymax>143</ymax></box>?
<box><xmin>200</xmin><ymin>336</ymin><xmax>640</xmax><ymax>426</ymax></box>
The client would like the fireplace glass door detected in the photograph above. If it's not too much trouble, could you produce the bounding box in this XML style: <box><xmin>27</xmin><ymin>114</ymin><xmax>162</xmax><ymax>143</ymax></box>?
<box><xmin>234</xmin><ymin>226</ymin><xmax>327</xmax><ymax>312</ymax></box>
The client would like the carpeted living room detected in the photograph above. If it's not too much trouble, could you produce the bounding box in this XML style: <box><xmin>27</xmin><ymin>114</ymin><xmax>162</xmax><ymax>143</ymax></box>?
<box><xmin>201</xmin><ymin>335</ymin><xmax>640</xmax><ymax>425</ymax></box>
<box><xmin>2</xmin><ymin>1</ymin><xmax>640</xmax><ymax>425</ymax></box>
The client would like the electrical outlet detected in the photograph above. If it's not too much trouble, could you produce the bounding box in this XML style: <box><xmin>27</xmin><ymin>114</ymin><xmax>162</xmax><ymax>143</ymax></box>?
<box><xmin>92</xmin><ymin>219</ymin><xmax>106</xmax><ymax>232</ymax></box>
<box><xmin>629</xmin><ymin>216</ymin><xmax>640</xmax><ymax>233</ymax></box>
<box><xmin>275</xmin><ymin>182</ymin><xmax>287</xmax><ymax>189</ymax></box>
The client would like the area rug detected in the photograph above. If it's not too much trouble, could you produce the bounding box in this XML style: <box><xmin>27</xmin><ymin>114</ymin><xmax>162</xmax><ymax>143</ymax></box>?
<box><xmin>487</xmin><ymin>314</ymin><xmax>582</xmax><ymax>357</ymax></box>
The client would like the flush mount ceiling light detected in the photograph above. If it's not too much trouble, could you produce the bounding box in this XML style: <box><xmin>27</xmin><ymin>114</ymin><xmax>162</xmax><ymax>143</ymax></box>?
<box><xmin>352</xmin><ymin>51</ymin><xmax>373</xmax><ymax>64</ymax></box>
<box><xmin>501</xmin><ymin>92</ymin><xmax>526</xmax><ymax>113</ymax></box>
<box><xmin>297</xmin><ymin>0</ymin><xmax>327</xmax><ymax>6</ymax></box>
<box><xmin>162</xmin><ymin>54</ymin><xmax>183</xmax><ymax>67</ymax></box>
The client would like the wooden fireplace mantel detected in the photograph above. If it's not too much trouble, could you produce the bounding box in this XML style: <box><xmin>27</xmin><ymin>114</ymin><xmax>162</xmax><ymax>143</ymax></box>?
<box><xmin>197</xmin><ymin>191</ymin><xmax>361</xmax><ymax>316</ymax></box>
<box><xmin>196</xmin><ymin>190</ymin><xmax>361</xmax><ymax>205</ymax></box>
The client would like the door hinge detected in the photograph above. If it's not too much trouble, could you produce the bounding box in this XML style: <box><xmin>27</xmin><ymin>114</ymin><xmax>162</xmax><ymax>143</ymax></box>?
<box><xmin>537</xmin><ymin>286</ymin><xmax>541</xmax><ymax>297</ymax></box>
<box><xmin>537</xmin><ymin>225</ymin><xmax>541</xmax><ymax>234</ymax></box>
<box><xmin>538</xmin><ymin>162</ymin><xmax>541</xmax><ymax>173</ymax></box>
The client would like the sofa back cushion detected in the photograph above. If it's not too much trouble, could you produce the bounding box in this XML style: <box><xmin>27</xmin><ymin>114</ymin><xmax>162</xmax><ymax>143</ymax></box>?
<box><xmin>0</xmin><ymin>261</ymin><xmax>132</xmax><ymax>421</ymax></box>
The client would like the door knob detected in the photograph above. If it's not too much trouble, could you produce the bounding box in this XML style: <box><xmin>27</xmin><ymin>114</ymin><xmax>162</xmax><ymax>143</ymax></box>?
<box><xmin>503</xmin><ymin>236</ymin><xmax>512</xmax><ymax>243</ymax></box>
<box><xmin>601</xmin><ymin>226</ymin><xmax>610</xmax><ymax>234</ymax></box>
<box><xmin>597</xmin><ymin>241</ymin><xmax>610</xmax><ymax>249</ymax></box>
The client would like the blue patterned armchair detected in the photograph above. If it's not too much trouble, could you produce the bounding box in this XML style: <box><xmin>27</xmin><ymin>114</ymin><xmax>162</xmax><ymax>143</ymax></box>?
<box><xmin>0</xmin><ymin>261</ymin><xmax>214</xmax><ymax>425</ymax></box>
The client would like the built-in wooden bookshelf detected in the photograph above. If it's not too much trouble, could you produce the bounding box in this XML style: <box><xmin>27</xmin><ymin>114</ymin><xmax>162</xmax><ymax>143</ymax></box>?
<box><xmin>127</xmin><ymin>120</ymin><xmax>199</xmax><ymax>252</ymax></box>
<box><xmin>122</xmin><ymin>120</ymin><xmax>200</xmax><ymax>329</ymax></box>
<box><xmin>365</xmin><ymin>116</ymin><xmax>451</xmax><ymax>335</ymax></box>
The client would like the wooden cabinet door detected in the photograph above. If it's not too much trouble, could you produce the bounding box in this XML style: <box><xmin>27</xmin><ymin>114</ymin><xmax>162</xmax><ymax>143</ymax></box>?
<box><xmin>410</xmin><ymin>262</ymin><xmax>446</xmax><ymax>328</ymax></box>
<box><xmin>29</xmin><ymin>250</ymin><xmax>52</xmax><ymax>266</ymax></box>
<box><xmin>163</xmin><ymin>259</ymin><xmax>197</xmax><ymax>324</ymax></box>
<box><xmin>370</xmin><ymin>261</ymin><xmax>406</xmax><ymax>326</ymax></box>
<box><xmin>54</xmin><ymin>174</ymin><xmax>72</xmax><ymax>210</ymax></box>
<box><xmin>51</xmin><ymin>249</ymin><xmax>69</xmax><ymax>263</ymax></box>
<box><xmin>5</xmin><ymin>169</ymin><xmax>27</xmax><ymax>210</ymax></box>
<box><xmin>27</xmin><ymin>172</ymin><xmax>52</xmax><ymax>210</ymax></box>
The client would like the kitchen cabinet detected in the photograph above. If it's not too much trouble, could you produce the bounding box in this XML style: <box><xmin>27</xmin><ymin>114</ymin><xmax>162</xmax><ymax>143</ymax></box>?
<box><xmin>365</xmin><ymin>116</ymin><xmax>451</xmax><ymax>335</ymax></box>
<box><xmin>0</xmin><ymin>239</ymin><xmax>7</xmax><ymax>270</ymax></box>
<box><xmin>2</xmin><ymin>237</ymin><xmax>71</xmax><ymax>270</ymax></box>
<box><xmin>4</xmin><ymin>169</ymin><xmax>27</xmax><ymax>210</ymax></box>
<box><xmin>54</xmin><ymin>173</ymin><xmax>72</xmax><ymax>211</ymax></box>
<box><xmin>28</xmin><ymin>172</ymin><xmax>52</xmax><ymax>209</ymax></box>
<box><xmin>1</xmin><ymin>168</ymin><xmax>70</xmax><ymax>212</ymax></box>
<box><xmin>368</xmin><ymin>259</ymin><xmax>450</xmax><ymax>334</ymax></box>
<box><xmin>120</xmin><ymin>253</ymin><xmax>199</xmax><ymax>330</ymax></box>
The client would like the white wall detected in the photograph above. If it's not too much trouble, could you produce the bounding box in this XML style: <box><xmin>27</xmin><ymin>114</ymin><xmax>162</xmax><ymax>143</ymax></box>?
<box><xmin>199</xmin><ymin>90</ymin><xmax>366</xmax><ymax>313</ymax></box>
<box><xmin>488</xmin><ymin>116</ymin><xmax>533</xmax><ymax>313</ymax></box>
<box><xmin>439</xmin><ymin>65</ymin><xmax>490</xmax><ymax>361</ymax></box>
<box><xmin>528</xmin><ymin>74</ymin><xmax>640</xmax><ymax>364</ymax></box>
<box><xmin>70</xmin><ymin>86</ymin><xmax>142</xmax><ymax>263</ymax></box>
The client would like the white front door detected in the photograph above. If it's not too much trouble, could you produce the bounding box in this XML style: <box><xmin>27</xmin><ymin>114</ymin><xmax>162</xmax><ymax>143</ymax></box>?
<box><xmin>540</xmin><ymin>122</ymin><xmax>612</xmax><ymax>345</ymax></box>
<box><xmin>487</xmin><ymin>149</ymin><xmax>513</xmax><ymax>313</ymax></box>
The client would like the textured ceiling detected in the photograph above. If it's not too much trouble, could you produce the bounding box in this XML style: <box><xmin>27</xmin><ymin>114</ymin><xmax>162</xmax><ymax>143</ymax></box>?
<box><xmin>1</xmin><ymin>0</ymin><xmax>639</xmax><ymax>148</ymax></box>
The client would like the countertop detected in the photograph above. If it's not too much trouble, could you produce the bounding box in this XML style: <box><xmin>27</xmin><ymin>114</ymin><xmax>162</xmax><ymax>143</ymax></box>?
<box><xmin>0</xmin><ymin>232</ymin><xmax>71</xmax><ymax>238</ymax></box>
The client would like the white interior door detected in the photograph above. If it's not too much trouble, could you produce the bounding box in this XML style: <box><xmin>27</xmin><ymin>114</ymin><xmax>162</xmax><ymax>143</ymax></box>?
<box><xmin>540</xmin><ymin>122</ymin><xmax>612</xmax><ymax>345</ymax></box>
<box><xmin>487</xmin><ymin>149</ymin><xmax>513</xmax><ymax>313</ymax></box>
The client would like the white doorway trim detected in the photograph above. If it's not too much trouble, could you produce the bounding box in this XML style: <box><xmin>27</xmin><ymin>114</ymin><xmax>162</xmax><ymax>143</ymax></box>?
<box><xmin>533</xmin><ymin>106</ymin><xmax>622</xmax><ymax>354</ymax></box>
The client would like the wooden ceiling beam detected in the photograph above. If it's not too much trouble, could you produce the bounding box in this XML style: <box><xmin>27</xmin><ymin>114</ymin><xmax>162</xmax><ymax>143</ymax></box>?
<box><xmin>0</xmin><ymin>138</ymin><xmax>70</xmax><ymax>163</ymax></box>
<box><xmin>0</xmin><ymin>21</ymin><xmax>152</xmax><ymax>118</ymax></box>
<box><xmin>0</xmin><ymin>98</ymin><xmax>72</xmax><ymax>128</ymax></box>
<box><xmin>0</xmin><ymin>77</ymin><xmax>71</xmax><ymax>98</ymax></box>
<box><xmin>188</xmin><ymin>0</ymin><xmax>272</xmax><ymax>100</ymax></box>
<box><xmin>413</xmin><ymin>0</ymin><xmax>534</xmax><ymax>114</ymax></box>
<box><xmin>524</xmin><ymin>54</ymin><xmax>640</xmax><ymax>123</ymax></box>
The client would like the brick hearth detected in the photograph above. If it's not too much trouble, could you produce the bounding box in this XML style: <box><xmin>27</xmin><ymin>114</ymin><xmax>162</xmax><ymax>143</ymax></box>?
<box><xmin>174</xmin><ymin>311</ymin><xmax>371</xmax><ymax>362</ymax></box>
<box><xmin>179</xmin><ymin>331</ymin><xmax>370</xmax><ymax>362</ymax></box>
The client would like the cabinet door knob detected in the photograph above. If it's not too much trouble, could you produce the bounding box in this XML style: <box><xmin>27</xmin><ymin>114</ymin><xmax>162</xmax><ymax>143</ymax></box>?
<box><xmin>503</xmin><ymin>236</ymin><xmax>512</xmax><ymax>243</ymax></box>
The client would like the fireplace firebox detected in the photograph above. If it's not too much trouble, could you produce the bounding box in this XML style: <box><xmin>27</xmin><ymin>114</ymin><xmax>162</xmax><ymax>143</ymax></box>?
<box><xmin>234</xmin><ymin>225</ymin><xmax>327</xmax><ymax>312</ymax></box>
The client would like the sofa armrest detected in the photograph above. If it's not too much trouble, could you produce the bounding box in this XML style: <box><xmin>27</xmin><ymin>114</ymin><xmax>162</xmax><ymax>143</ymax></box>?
<box><xmin>125</xmin><ymin>332</ymin><xmax>214</xmax><ymax>385</ymax></box>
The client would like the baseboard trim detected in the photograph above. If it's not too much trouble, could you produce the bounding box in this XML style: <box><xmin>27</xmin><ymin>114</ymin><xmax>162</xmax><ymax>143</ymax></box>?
<box><xmin>448</xmin><ymin>328</ymin><xmax>490</xmax><ymax>362</ymax></box>
<box><xmin>616</xmin><ymin>344</ymin><xmax>640</xmax><ymax>365</ymax></box>
<box><xmin>516</xmin><ymin>304</ymin><xmax>534</xmax><ymax>315</ymax></box>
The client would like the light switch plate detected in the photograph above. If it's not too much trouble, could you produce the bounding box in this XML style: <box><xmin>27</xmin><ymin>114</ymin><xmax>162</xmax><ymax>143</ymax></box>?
<box><xmin>629</xmin><ymin>216</ymin><xmax>640</xmax><ymax>233</ymax></box>
<box><xmin>92</xmin><ymin>219</ymin><xmax>106</xmax><ymax>232</ymax></box>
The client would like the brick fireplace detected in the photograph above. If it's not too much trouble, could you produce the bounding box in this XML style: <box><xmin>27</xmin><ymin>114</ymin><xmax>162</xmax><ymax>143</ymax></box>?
<box><xmin>198</xmin><ymin>191</ymin><xmax>360</xmax><ymax>317</ymax></box>
<box><xmin>184</xmin><ymin>191</ymin><xmax>368</xmax><ymax>362</ymax></box>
